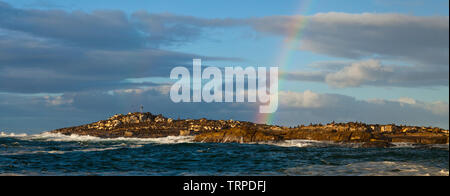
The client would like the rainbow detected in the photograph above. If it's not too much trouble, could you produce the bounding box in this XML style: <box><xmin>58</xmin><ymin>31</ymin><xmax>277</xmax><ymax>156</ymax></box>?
<box><xmin>255</xmin><ymin>0</ymin><xmax>313</xmax><ymax>125</ymax></box>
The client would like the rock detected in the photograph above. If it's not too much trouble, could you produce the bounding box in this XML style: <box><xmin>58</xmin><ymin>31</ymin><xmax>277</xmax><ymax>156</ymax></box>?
<box><xmin>362</xmin><ymin>141</ymin><xmax>394</xmax><ymax>148</ymax></box>
<box><xmin>124</xmin><ymin>131</ymin><xmax>133</xmax><ymax>137</ymax></box>
<box><xmin>389</xmin><ymin>136</ymin><xmax>448</xmax><ymax>144</ymax></box>
<box><xmin>129</xmin><ymin>116</ymin><xmax>138</xmax><ymax>123</ymax></box>
<box><xmin>155</xmin><ymin>115</ymin><xmax>166</xmax><ymax>123</ymax></box>
<box><xmin>349</xmin><ymin>131</ymin><xmax>373</xmax><ymax>142</ymax></box>
<box><xmin>112</xmin><ymin>120</ymin><xmax>122</xmax><ymax>127</ymax></box>
<box><xmin>179</xmin><ymin>130</ymin><xmax>191</xmax><ymax>136</ymax></box>
<box><xmin>194</xmin><ymin>127</ymin><xmax>282</xmax><ymax>143</ymax></box>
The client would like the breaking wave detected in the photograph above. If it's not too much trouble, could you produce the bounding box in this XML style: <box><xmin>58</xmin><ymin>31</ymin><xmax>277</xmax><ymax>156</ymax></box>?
<box><xmin>0</xmin><ymin>131</ymin><xmax>448</xmax><ymax>176</ymax></box>
<box><xmin>2</xmin><ymin>131</ymin><xmax>447</xmax><ymax>150</ymax></box>
<box><xmin>391</xmin><ymin>142</ymin><xmax>449</xmax><ymax>150</ymax></box>
<box><xmin>263</xmin><ymin>139</ymin><xmax>343</xmax><ymax>148</ymax></box>
<box><xmin>0</xmin><ymin>132</ymin><xmax>194</xmax><ymax>156</ymax></box>
<box><xmin>283</xmin><ymin>161</ymin><xmax>449</xmax><ymax>176</ymax></box>
<box><xmin>1</xmin><ymin>131</ymin><xmax>194</xmax><ymax>144</ymax></box>
<box><xmin>263</xmin><ymin>139</ymin><xmax>448</xmax><ymax>149</ymax></box>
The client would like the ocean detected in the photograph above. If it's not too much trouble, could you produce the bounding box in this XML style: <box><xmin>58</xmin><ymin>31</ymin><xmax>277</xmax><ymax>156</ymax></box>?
<box><xmin>0</xmin><ymin>132</ymin><xmax>448</xmax><ymax>176</ymax></box>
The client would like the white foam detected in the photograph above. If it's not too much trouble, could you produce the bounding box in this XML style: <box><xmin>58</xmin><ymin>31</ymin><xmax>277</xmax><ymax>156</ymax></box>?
<box><xmin>265</xmin><ymin>140</ymin><xmax>448</xmax><ymax>149</ymax></box>
<box><xmin>1</xmin><ymin>132</ymin><xmax>194</xmax><ymax>156</ymax></box>
<box><xmin>0</xmin><ymin>141</ymin><xmax>150</xmax><ymax>156</ymax></box>
<box><xmin>0</xmin><ymin>132</ymin><xmax>28</xmax><ymax>137</ymax></box>
<box><xmin>284</xmin><ymin>161</ymin><xmax>450</xmax><ymax>176</ymax></box>
<box><xmin>262</xmin><ymin>139</ymin><xmax>361</xmax><ymax>148</ymax></box>
<box><xmin>265</xmin><ymin>139</ymin><xmax>333</xmax><ymax>148</ymax></box>
<box><xmin>392</xmin><ymin>142</ymin><xmax>417</xmax><ymax>148</ymax></box>
<box><xmin>3</xmin><ymin>131</ymin><xmax>194</xmax><ymax>144</ymax></box>
<box><xmin>392</xmin><ymin>142</ymin><xmax>449</xmax><ymax>150</ymax></box>
<box><xmin>2</xmin><ymin>131</ymin><xmax>447</xmax><ymax>149</ymax></box>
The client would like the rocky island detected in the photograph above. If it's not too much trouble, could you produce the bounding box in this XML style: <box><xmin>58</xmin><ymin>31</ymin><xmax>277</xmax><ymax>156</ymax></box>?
<box><xmin>51</xmin><ymin>112</ymin><xmax>449</xmax><ymax>148</ymax></box>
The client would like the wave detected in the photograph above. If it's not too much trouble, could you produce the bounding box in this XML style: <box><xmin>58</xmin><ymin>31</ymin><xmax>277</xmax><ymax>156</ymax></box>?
<box><xmin>0</xmin><ymin>132</ymin><xmax>195</xmax><ymax>156</ymax></box>
<box><xmin>0</xmin><ymin>145</ymin><xmax>138</xmax><ymax>156</ymax></box>
<box><xmin>392</xmin><ymin>142</ymin><xmax>449</xmax><ymax>150</ymax></box>
<box><xmin>2</xmin><ymin>132</ymin><xmax>448</xmax><ymax>150</ymax></box>
<box><xmin>261</xmin><ymin>139</ymin><xmax>342</xmax><ymax>148</ymax></box>
<box><xmin>0</xmin><ymin>132</ymin><xmax>194</xmax><ymax>156</ymax></box>
<box><xmin>263</xmin><ymin>139</ymin><xmax>448</xmax><ymax>149</ymax></box>
<box><xmin>1</xmin><ymin>132</ymin><xmax>194</xmax><ymax>144</ymax></box>
<box><xmin>283</xmin><ymin>161</ymin><xmax>449</xmax><ymax>176</ymax></box>
<box><xmin>263</xmin><ymin>140</ymin><xmax>363</xmax><ymax>148</ymax></box>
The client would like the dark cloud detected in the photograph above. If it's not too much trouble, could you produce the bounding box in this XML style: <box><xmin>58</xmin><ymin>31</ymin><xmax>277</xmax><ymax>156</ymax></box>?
<box><xmin>131</xmin><ymin>12</ymin><xmax>242</xmax><ymax>46</ymax></box>
<box><xmin>246</xmin><ymin>13</ymin><xmax>449</xmax><ymax>66</ymax></box>
<box><xmin>0</xmin><ymin>1</ymin><xmax>245</xmax><ymax>93</ymax></box>
<box><xmin>1</xmin><ymin>2</ymin><xmax>448</xmax><ymax>91</ymax></box>
<box><xmin>0</xmin><ymin>2</ymin><xmax>145</xmax><ymax>49</ymax></box>
<box><xmin>1</xmin><ymin>2</ymin><xmax>448</xmax><ymax>66</ymax></box>
<box><xmin>0</xmin><ymin>28</ymin><xmax>242</xmax><ymax>93</ymax></box>
<box><xmin>0</xmin><ymin>2</ymin><xmax>243</xmax><ymax>49</ymax></box>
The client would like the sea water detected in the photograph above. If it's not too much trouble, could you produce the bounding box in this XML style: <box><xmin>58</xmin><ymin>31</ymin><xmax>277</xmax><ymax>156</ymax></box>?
<box><xmin>0</xmin><ymin>132</ymin><xmax>448</xmax><ymax>176</ymax></box>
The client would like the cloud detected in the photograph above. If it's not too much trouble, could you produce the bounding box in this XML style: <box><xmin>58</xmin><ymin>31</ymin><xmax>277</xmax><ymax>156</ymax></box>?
<box><xmin>0</xmin><ymin>2</ymin><xmax>243</xmax><ymax>49</ymax></box>
<box><xmin>276</xmin><ymin>90</ymin><xmax>449</xmax><ymax>128</ymax></box>
<box><xmin>0</xmin><ymin>2</ymin><xmax>145</xmax><ymax>49</ymax></box>
<box><xmin>131</xmin><ymin>12</ymin><xmax>242</xmax><ymax>46</ymax></box>
<box><xmin>247</xmin><ymin>13</ymin><xmax>449</xmax><ymax>66</ymax></box>
<box><xmin>397</xmin><ymin>97</ymin><xmax>449</xmax><ymax>116</ymax></box>
<box><xmin>111</xmin><ymin>85</ymin><xmax>172</xmax><ymax>96</ymax></box>
<box><xmin>1</xmin><ymin>2</ymin><xmax>447</xmax><ymax>91</ymax></box>
<box><xmin>284</xmin><ymin>59</ymin><xmax>449</xmax><ymax>88</ymax></box>
<box><xmin>279</xmin><ymin>90</ymin><xmax>341</xmax><ymax>108</ymax></box>
<box><xmin>1</xmin><ymin>2</ymin><xmax>447</xmax><ymax>66</ymax></box>
<box><xmin>1</xmin><ymin>89</ymin><xmax>448</xmax><ymax>133</ymax></box>
<box><xmin>324</xmin><ymin>59</ymin><xmax>393</xmax><ymax>88</ymax></box>
<box><xmin>0</xmin><ymin>28</ymin><xmax>241</xmax><ymax>93</ymax></box>
<box><xmin>43</xmin><ymin>95</ymin><xmax>73</xmax><ymax>106</ymax></box>
<box><xmin>0</xmin><ymin>2</ymin><xmax>245</xmax><ymax>94</ymax></box>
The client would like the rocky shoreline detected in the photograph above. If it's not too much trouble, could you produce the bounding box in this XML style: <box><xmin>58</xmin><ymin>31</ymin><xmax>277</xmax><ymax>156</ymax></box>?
<box><xmin>51</xmin><ymin>112</ymin><xmax>449</xmax><ymax>148</ymax></box>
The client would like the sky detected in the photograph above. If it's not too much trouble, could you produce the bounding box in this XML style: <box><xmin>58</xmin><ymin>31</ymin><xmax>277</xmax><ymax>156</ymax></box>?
<box><xmin>0</xmin><ymin>0</ymin><xmax>449</xmax><ymax>133</ymax></box>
